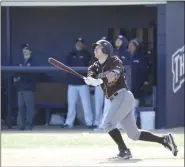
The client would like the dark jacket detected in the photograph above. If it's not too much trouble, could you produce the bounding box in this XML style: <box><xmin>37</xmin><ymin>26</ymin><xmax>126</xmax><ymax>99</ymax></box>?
<box><xmin>65</xmin><ymin>48</ymin><xmax>92</xmax><ymax>85</ymax></box>
<box><xmin>131</xmin><ymin>44</ymin><xmax>148</xmax><ymax>99</ymax></box>
<box><xmin>114</xmin><ymin>36</ymin><xmax>131</xmax><ymax>66</ymax></box>
<box><xmin>14</xmin><ymin>57</ymin><xmax>37</xmax><ymax>92</ymax></box>
<box><xmin>87</xmin><ymin>56</ymin><xmax>128</xmax><ymax>99</ymax></box>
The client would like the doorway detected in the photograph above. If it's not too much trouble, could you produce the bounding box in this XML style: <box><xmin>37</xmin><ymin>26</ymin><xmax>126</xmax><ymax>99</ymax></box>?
<box><xmin>107</xmin><ymin>27</ymin><xmax>157</xmax><ymax>108</ymax></box>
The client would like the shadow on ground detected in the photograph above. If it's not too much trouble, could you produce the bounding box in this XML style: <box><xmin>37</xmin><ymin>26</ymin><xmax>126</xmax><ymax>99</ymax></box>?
<box><xmin>99</xmin><ymin>158</ymin><xmax>142</xmax><ymax>164</ymax></box>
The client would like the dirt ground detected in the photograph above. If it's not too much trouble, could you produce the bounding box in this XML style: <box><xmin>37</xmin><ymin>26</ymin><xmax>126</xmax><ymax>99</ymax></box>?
<box><xmin>2</xmin><ymin>146</ymin><xmax>184</xmax><ymax>166</ymax></box>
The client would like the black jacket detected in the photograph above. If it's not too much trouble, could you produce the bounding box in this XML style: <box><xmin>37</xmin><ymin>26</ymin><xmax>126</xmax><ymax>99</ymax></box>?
<box><xmin>14</xmin><ymin>57</ymin><xmax>37</xmax><ymax>92</ymax></box>
<box><xmin>131</xmin><ymin>43</ymin><xmax>149</xmax><ymax>99</ymax></box>
<box><xmin>65</xmin><ymin>48</ymin><xmax>92</xmax><ymax>85</ymax></box>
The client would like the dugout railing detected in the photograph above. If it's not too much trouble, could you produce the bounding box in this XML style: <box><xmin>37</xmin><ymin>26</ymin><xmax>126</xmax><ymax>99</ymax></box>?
<box><xmin>1</xmin><ymin>66</ymin><xmax>88</xmax><ymax>128</ymax></box>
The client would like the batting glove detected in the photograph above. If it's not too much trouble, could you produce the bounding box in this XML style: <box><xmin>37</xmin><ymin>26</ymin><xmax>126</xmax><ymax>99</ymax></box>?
<box><xmin>84</xmin><ymin>77</ymin><xmax>103</xmax><ymax>87</ymax></box>
<box><xmin>84</xmin><ymin>77</ymin><xmax>92</xmax><ymax>85</ymax></box>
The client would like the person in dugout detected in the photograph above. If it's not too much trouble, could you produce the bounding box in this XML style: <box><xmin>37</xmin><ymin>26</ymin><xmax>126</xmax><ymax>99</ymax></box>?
<box><xmin>114</xmin><ymin>34</ymin><xmax>132</xmax><ymax>89</ymax></box>
<box><xmin>13</xmin><ymin>44</ymin><xmax>37</xmax><ymax>130</ymax></box>
<box><xmin>128</xmin><ymin>39</ymin><xmax>149</xmax><ymax>122</ymax></box>
<box><xmin>64</xmin><ymin>37</ymin><xmax>93</xmax><ymax>128</ymax></box>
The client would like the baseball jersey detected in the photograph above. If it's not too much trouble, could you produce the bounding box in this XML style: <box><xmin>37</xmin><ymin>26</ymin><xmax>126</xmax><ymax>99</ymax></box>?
<box><xmin>87</xmin><ymin>56</ymin><xmax>128</xmax><ymax>99</ymax></box>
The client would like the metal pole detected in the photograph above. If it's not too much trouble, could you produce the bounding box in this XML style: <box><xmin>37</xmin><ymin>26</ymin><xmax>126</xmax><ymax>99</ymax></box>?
<box><xmin>6</xmin><ymin>7</ymin><xmax>12</xmax><ymax>129</ymax></box>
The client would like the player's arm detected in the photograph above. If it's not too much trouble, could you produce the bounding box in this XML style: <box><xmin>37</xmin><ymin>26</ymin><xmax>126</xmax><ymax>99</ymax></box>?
<box><xmin>87</xmin><ymin>63</ymin><xmax>97</xmax><ymax>78</ymax></box>
<box><xmin>101</xmin><ymin>58</ymin><xmax>123</xmax><ymax>85</ymax></box>
<box><xmin>84</xmin><ymin>63</ymin><xmax>103</xmax><ymax>86</ymax></box>
<box><xmin>85</xmin><ymin>58</ymin><xmax>123</xmax><ymax>86</ymax></box>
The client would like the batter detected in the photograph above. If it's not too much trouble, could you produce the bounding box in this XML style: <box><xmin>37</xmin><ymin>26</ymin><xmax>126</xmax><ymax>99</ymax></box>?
<box><xmin>84</xmin><ymin>39</ymin><xmax>178</xmax><ymax>159</ymax></box>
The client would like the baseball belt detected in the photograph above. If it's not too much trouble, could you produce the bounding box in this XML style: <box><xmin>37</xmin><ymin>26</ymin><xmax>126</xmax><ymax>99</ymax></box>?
<box><xmin>109</xmin><ymin>88</ymin><xmax>126</xmax><ymax>101</ymax></box>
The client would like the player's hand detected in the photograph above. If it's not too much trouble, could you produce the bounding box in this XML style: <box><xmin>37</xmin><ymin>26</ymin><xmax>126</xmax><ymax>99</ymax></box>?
<box><xmin>106</xmin><ymin>72</ymin><xmax>116</xmax><ymax>83</ymax></box>
<box><xmin>90</xmin><ymin>77</ymin><xmax>103</xmax><ymax>86</ymax></box>
<box><xmin>84</xmin><ymin>77</ymin><xmax>103</xmax><ymax>87</ymax></box>
<box><xmin>84</xmin><ymin>77</ymin><xmax>92</xmax><ymax>85</ymax></box>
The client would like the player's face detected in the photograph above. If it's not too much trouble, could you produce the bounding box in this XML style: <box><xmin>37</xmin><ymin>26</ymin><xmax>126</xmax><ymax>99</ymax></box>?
<box><xmin>94</xmin><ymin>45</ymin><xmax>104</xmax><ymax>59</ymax></box>
<box><xmin>75</xmin><ymin>41</ymin><xmax>83</xmax><ymax>51</ymax></box>
<box><xmin>22</xmin><ymin>48</ymin><xmax>31</xmax><ymax>59</ymax></box>
<box><xmin>115</xmin><ymin>39</ymin><xmax>122</xmax><ymax>48</ymax></box>
<box><xmin>128</xmin><ymin>43</ymin><xmax>136</xmax><ymax>55</ymax></box>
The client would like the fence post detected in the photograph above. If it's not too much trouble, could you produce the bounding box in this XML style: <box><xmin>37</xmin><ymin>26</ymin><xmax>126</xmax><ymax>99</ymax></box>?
<box><xmin>6</xmin><ymin>6</ymin><xmax>12</xmax><ymax>129</ymax></box>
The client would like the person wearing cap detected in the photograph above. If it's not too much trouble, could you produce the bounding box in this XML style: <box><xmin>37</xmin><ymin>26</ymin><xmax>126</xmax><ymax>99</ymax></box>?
<box><xmin>114</xmin><ymin>35</ymin><xmax>132</xmax><ymax>90</ymax></box>
<box><xmin>84</xmin><ymin>39</ymin><xmax>178</xmax><ymax>159</ymax></box>
<box><xmin>64</xmin><ymin>37</ymin><xmax>93</xmax><ymax>128</ymax></box>
<box><xmin>13</xmin><ymin>44</ymin><xmax>36</xmax><ymax>130</ymax></box>
<box><xmin>128</xmin><ymin>39</ymin><xmax>149</xmax><ymax>122</ymax></box>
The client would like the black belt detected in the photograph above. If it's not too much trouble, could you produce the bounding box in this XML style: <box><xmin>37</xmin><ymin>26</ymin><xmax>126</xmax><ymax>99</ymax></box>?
<box><xmin>109</xmin><ymin>88</ymin><xmax>127</xmax><ymax>101</ymax></box>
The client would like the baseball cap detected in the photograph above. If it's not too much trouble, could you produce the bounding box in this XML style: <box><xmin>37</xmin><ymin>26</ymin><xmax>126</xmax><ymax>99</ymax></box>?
<box><xmin>116</xmin><ymin>35</ymin><xmax>124</xmax><ymax>41</ymax></box>
<box><xmin>21</xmin><ymin>44</ymin><xmax>31</xmax><ymax>50</ymax></box>
<box><xmin>76</xmin><ymin>37</ymin><xmax>84</xmax><ymax>43</ymax></box>
<box><xmin>129</xmin><ymin>39</ymin><xmax>140</xmax><ymax>47</ymax></box>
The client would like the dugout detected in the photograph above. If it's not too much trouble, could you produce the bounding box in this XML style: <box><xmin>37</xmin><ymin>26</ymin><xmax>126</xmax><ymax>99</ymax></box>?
<box><xmin>1</xmin><ymin>1</ymin><xmax>184</xmax><ymax>129</ymax></box>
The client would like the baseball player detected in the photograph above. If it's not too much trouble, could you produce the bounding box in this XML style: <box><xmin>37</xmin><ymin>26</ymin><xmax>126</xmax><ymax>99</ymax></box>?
<box><xmin>84</xmin><ymin>39</ymin><xmax>178</xmax><ymax>159</ymax></box>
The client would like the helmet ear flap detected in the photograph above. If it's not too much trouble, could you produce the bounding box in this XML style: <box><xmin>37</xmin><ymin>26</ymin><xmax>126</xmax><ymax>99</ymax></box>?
<box><xmin>102</xmin><ymin>47</ymin><xmax>106</xmax><ymax>54</ymax></box>
<box><xmin>102</xmin><ymin>47</ymin><xmax>108</xmax><ymax>54</ymax></box>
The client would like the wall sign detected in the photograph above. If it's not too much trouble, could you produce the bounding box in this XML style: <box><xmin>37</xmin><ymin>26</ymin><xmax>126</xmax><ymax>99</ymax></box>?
<box><xmin>172</xmin><ymin>45</ymin><xmax>185</xmax><ymax>93</ymax></box>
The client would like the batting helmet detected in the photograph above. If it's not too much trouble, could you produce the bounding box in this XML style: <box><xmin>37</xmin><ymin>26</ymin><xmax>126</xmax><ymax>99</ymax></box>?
<box><xmin>92</xmin><ymin>39</ymin><xmax>114</xmax><ymax>56</ymax></box>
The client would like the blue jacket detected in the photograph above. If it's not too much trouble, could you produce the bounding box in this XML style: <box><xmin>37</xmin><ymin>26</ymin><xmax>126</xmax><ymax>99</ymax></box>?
<box><xmin>131</xmin><ymin>51</ymin><xmax>148</xmax><ymax>99</ymax></box>
<box><xmin>114</xmin><ymin>36</ymin><xmax>132</xmax><ymax>66</ymax></box>
<box><xmin>14</xmin><ymin>57</ymin><xmax>37</xmax><ymax>92</ymax></box>
<box><xmin>65</xmin><ymin>48</ymin><xmax>92</xmax><ymax>85</ymax></box>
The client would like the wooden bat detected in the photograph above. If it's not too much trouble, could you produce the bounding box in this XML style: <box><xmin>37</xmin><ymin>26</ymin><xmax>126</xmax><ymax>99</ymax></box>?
<box><xmin>48</xmin><ymin>57</ymin><xmax>86</xmax><ymax>79</ymax></box>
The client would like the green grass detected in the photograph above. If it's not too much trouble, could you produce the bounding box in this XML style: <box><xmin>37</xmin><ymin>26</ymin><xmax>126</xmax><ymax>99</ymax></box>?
<box><xmin>2</xmin><ymin>132</ymin><xmax>184</xmax><ymax>148</ymax></box>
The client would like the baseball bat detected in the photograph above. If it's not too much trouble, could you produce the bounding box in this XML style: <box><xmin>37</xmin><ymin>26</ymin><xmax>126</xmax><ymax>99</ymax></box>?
<box><xmin>48</xmin><ymin>57</ymin><xmax>86</xmax><ymax>79</ymax></box>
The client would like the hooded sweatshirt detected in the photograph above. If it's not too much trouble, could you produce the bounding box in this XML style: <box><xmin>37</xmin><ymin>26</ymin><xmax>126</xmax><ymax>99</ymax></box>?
<box><xmin>130</xmin><ymin>39</ymin><xmax>149</xmax><ymax>99</ymax></box>
<box><xmin>114</xmin><ymin>35</ymin><xmax>131</xmax><ymax>66</ymax></box>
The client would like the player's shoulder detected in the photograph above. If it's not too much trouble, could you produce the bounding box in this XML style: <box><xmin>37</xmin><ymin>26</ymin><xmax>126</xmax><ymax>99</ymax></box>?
<box><xmin>88</xmin><ymin>60</ymin><xmax>99</xmax><ymax>70</ymax></box>
<box><xmin>91</xmin><ymin>60</ymin><xmax>99</xmax><ymax>66</ymax></box>
<box><xmin>110</xmin><ymin>56</ymin><xmax>122</xmax><ymax>63</ymax></box>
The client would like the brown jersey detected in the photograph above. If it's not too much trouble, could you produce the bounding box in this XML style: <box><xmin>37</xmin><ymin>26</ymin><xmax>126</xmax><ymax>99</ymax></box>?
<box><xmin>87</xmin><ymin>56</ymin><xmax>128</xmax><ymax>99</ymax></box>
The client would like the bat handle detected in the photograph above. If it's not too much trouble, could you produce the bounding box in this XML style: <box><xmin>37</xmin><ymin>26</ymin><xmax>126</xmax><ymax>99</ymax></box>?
<box><xmin>82</xmin><ymin>77</ymin><xmax>87</xmax><ymax>80</ymax></box>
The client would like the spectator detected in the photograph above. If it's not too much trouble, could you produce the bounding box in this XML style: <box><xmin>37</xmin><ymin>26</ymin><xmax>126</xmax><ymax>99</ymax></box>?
<box><xmin>14</xmin><ymin>44</ymin><xmax>36</xmax><ymax>130</ymax></box>
<box><xmin>114</xmin><ymin>35</ymin><xmax>132</xmax><ymax>89</ymax></box>
<box><xmin>128</xmin><ymin>39</ymin><xmax>148</xmax><ymax>121</ymax></box>
<box><xmin>64</xmin><ymin>37</ymin><xmax>93</xmax><ymax>128</ymax></box>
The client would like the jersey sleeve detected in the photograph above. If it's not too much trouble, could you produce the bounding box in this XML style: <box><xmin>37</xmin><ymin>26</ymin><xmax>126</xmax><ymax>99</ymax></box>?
<box><xmin>101</xmin><ymin>57</ymin><xmax>124</xmax><ymax>85</ymax></box>
<box><xmin>87</xmin><ymin>63</ymin><xmax>97</xmax><ymax>78</ymax></box>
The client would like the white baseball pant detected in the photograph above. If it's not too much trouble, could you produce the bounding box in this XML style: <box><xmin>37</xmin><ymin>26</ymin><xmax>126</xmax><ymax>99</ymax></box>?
<box><xmin>65</xmin><ymin>85</ymin><xmax>93</xmax><ymax>126</ymax></box>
